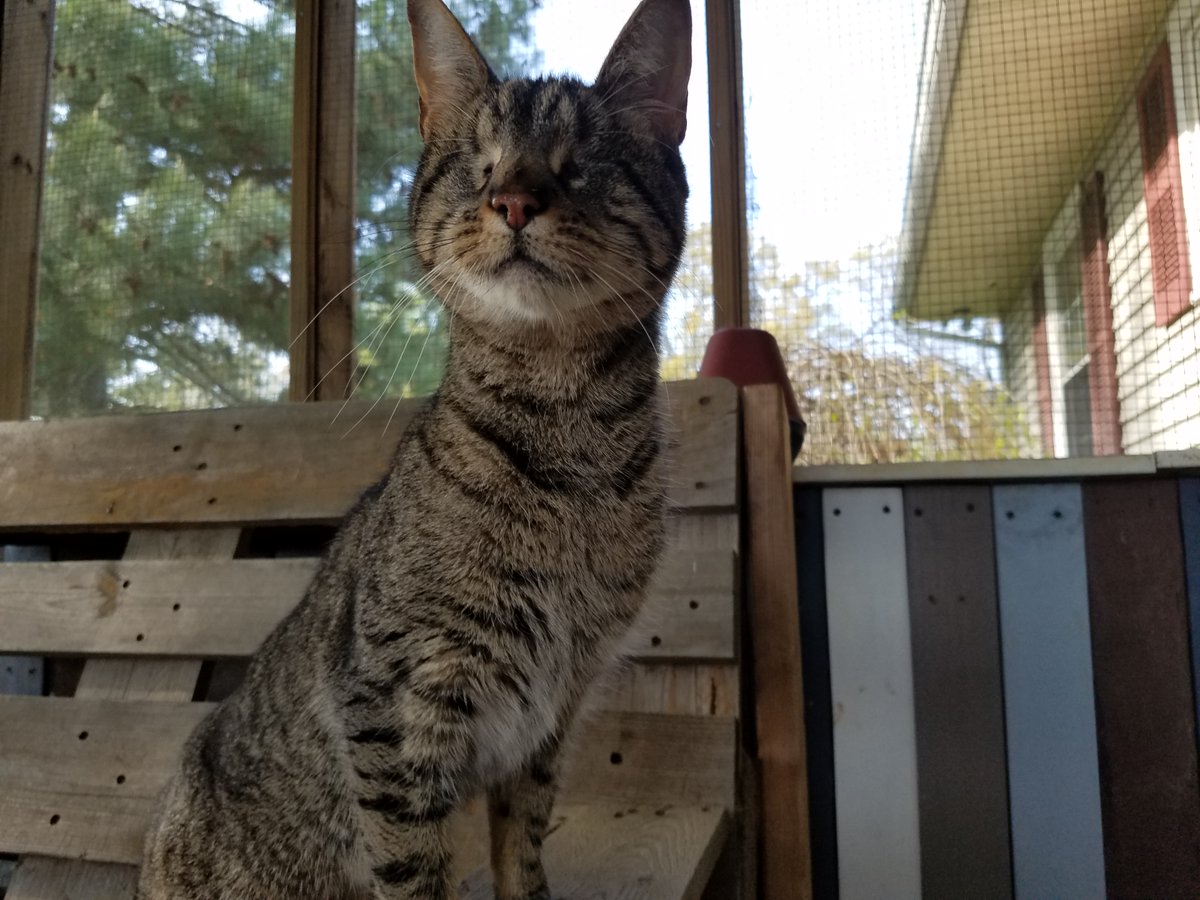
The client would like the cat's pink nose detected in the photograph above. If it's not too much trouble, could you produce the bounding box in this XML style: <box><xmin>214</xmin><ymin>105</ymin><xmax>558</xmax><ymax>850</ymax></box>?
<box><xmin>491</xmin><ymin>191</ymin><xmax>541</xmax><ymax>231</ymax></box>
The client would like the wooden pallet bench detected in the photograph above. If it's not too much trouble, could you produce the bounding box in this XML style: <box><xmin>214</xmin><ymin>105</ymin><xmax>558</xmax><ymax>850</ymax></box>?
<box><xmin>0</xmin><ymin>378</ymin><xmax>811</xmax><ymax>899</ymax></box>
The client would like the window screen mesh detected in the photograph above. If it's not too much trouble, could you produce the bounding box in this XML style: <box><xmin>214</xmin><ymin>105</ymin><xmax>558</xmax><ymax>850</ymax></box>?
<box><xmin>30</xmin><ymin>0</ymin><xmax>294</xmax><ymax>416</ymax></box>
<box><xmin>348</xmin><ymin>0</ymin><xmax>713</xmax><ymax>402</ymax></box>
<box><xmin>746</xmin><ymin>0</ymin><xmax>1200</xmax><ymax>464</ymax></box>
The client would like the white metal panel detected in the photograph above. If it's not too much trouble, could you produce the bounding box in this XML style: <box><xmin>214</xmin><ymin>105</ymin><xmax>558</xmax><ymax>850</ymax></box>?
<box><xmin>993</xmin><ymin>483</ymin><xmax>1106</xmax><ymax>899</ymax></box>
<box><xmin>823</xmin><ymin>487</ymin><xmax>921</xmax><ymax>900</ymax></box>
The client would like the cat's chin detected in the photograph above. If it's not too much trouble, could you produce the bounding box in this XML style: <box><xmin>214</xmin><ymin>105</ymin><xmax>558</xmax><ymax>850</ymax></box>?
<box><xmin>453</xmin><ymin>267</ymin><xmax>613</xmax><ymax>328</ymax></box>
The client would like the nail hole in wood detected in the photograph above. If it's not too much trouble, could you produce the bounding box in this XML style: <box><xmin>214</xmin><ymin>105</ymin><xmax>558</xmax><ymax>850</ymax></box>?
<box><xmin>122</xmin><ymin>580</ymin><xmax>130</xmax><ymax>589</ymax></box>
<box><xmin>1006</xmin><ymin>511</ymin><xmax>1015</xmax><ymax>519</ymax></box>
<box><xmin>688</xmin><ymin>600</ymin><xmax>698</xmax><ymax>610</ymax></box>
<box><xmin>650</xmin><ymin>636</ymin><xmax>661</xmax><ymax>647</ymax></box>
<box><xmin>136</xmin><ymin>633</ymin><xmax>144</xmax><ymax>642</ymax></box>
<box><xmin>78</xmin><ymin>731</ymin><xmax>88</xmax><ymax>740</ymax></box>
<box><xmin>1053</xmin><ymin>509</ymin><xmax>1063</xmax><ymax>519</ymax></box>
<box><xmin>694</xmin><ymin>480</ymin><xmax>706</xmax><ymax>490</ymax></box>
<box><xmin>833</xmin><ymin>508</ymin><xmax>841</xmax><ymax>516</ymax></box>
<box><xmin>172</xmin><ymin>444</ymin><xmax>182</xmax><ymax>452</ymax></box>
<box><xmin>207</xmin><ymin>497</ymin><xmax>217</xmax><ymax>505</ymax></box>
<box><xmin>49</xmin><ymin>815</ymin><xmax>60</xmax><ymax>825</ymax></box>
<box><xmin>883</xmin><ymin>505</ymin><xmax>891</xmax><ymax>514</ymax></box>
<box><xmin>233</xmin><ymin>423</ymin><xmax>243</xmax><ymax>431</ymax></box>
<box><xmin>116</xmin><ymin>774</ymin><xmax>125</xmax><ymax>785</ymax></box>
<box><xmin>698</xmin><ymin>396</ymin><xmax>711</xmax><ymax>406</ymax></box>
<box><xmin>196</xmin><ymin>462</ymin><xmax>207</xmax><ymax>471</ymax></box>
<box><xmin>913</xmin><ymin>508</ymin><xmax>923</xmax><ymax>517</ymax></box>
<box><xmin>172</xmin><ymin>603</ymin><xmax>181</xmax><ymax>611</ymax></box>
<box><xmin>610</xmin><ymin>752</ymin><xmax>623</xmax><ymax>765</ymax></box>
<box><xmin>966</xmin><ymin>503</ymin><xmax>976</xmax><ymax>512</ymax></box>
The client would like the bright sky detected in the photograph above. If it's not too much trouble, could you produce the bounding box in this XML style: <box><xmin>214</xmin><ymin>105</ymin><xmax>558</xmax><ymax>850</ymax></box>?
<box><xmin>532</xmin><ymin>0</ymin><xmax>926</xmax><ymax>268</ymax></box>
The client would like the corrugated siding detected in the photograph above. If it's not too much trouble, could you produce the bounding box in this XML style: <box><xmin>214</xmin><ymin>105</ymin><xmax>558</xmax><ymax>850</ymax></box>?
<box><xmin>1097</xmin><ymin>91</ymin><xmax>1200</xmax><ymax>454</ymax></box>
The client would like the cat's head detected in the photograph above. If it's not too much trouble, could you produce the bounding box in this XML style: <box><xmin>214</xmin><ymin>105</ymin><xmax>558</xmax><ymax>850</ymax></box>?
<box><xmin>406</xmin><ymin>0</ymin><xmax>691</xmax><ymax>335</ymax></box>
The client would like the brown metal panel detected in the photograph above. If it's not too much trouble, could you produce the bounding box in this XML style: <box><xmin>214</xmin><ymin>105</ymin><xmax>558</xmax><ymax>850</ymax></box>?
<box><xmin>1083</xmin><ymin>480</ymin><xmax>1200</xmax><ymax>896</ymax></box>
<box><xmin>904</xmin><ymin>485</ymin><xmax>1012</xmax><ymax>899</ymax></box>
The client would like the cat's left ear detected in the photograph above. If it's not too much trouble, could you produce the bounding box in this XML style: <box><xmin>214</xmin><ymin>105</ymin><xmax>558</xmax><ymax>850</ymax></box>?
<box><xmin>596</xmin><ymin>0</ymin><xmax>692</xmax><ymax>146</ymax></box>
<box><xmin>407</xmin><ymin>0</ymin><xmax>495</xmax><ymax>139</ymax></box>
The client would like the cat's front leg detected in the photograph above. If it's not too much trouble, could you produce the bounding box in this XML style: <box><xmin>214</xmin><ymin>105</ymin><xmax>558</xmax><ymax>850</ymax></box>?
<box><xmin>487</xmin><ymin>733</ymin><xmax>563</xmax><ymax>900</ymax></box>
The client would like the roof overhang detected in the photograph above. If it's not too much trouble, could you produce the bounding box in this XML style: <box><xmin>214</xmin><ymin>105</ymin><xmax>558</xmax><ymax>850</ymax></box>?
<box><xmin>898</xmin><ymin>0</ymin><xmax>1174</xmax><ymax>321</ymax></box>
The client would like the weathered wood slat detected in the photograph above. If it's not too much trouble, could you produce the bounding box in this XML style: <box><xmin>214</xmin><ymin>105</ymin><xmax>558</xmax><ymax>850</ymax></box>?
<box><xmin>822</xmin><ymin>487</ymin><xmax>921</xmax><ymax>900</ymax></box>
<box><xmin>992</xmin><ymin>484</ymin><xmax>1105</xmax><ymax>898</ymax></box>
<box><xmin>1082</xmin><ymin>480</ymin><xmax>1200</xmax><ymax>895</ymax></box>
<box><xmin>742</xmin><ymin>385</ymin><xmax>810</xmax><ymax>900</ymax></box>
<box><xmin>0</xmin><ymin>551</ymin><xmax>735</xmax><ymax>663</ymax></box>
<box><xmin>0</xmin><ymin>696</ymin><xmax>735</xmax><ymax>865</ymax></box>
<box><xmin>459</xmin><ymin>802</ymin><xmax>729</xmax><ymax>900</ymax></box>
<box><xmin>0</xmin><ymin>380</ymin><xmax>737</xmax><ymax>530</ymax></box>
<box><xmin>1182</xmin><ymin>478</ymin><xmax>1200</xmax><ymax>749</ymax></box>
<box><xmin>903</xmin><ymin>486</ymin><xmax>1011</xmax><ymax>899</ymax></box>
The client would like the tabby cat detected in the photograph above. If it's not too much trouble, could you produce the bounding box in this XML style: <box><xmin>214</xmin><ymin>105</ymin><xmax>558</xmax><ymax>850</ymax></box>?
<box><xmin>138</xmin><ymin>0</ymin><xmax>690</xmax><ymax>895</ymax></box>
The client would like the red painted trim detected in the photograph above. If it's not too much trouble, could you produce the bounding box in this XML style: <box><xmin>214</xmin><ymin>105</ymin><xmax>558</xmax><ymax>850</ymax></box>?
<box><xmin>1030</xmin><ymin>275</ymin><xmax>1056</xmax><ymax>457</ymax></box>
<box><xmin>1138</xmin><ymin>42</ymin><xmax>1193</xmax><ymax>327</ymax></box>
<box><xmin>1080</xmin><ymin>173</ymin><xmax>1123</xmax><ymax>456</ymax></box>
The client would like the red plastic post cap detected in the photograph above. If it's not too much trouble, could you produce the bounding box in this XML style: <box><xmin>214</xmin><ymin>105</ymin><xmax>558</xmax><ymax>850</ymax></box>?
<box><xmin>699</xmin><ymin>328</ymin><xmax>803</xmax><ymax>423</ymax></box>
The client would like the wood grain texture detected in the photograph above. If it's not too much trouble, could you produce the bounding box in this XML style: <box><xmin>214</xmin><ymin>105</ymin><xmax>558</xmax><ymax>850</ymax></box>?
<box><xmin>0</xmin><ymin>379</ymin><xmax>737</xmax><ymax>530</ymax></box>
<box><xmin>311</xmin><ymin>0</ymin><xmax>357</xmax><ymax>402</ymax></box>
<box><xmin>0</xmin><ymin>549</ymin><xmax>735</xmax><ymax>662</ymax></box>
<box><xmin>460</xmin><ymin>802</ymin><xmax>729</xmax><ymax>900</ymax></box>
<box><xmin>1182</xmin><ymin>478</ymin><xmax>1200</xmax><ymax>749</ymax></box>
<box><xmin>705</xmin><ymin>0</ymin><xmax>749</xmax><ymax>328</ymax></box>
<box><xmin>0</xmin><ymin>700</ymin><xmax>734</xmax><ymax>865</ymax></box>
<box><xmin>4</xmin><ymin>528</ymin><xmax>238</xmax><ymax>900</ymax></box>
<box><xmin>823</xmin><ymin>487</ymin><xmax>920</xmax><ymax>900</ymax></box>
<box><xmin>742</xmin><ymin>385</ymin><xmax>811</xmax><ymax>900</ymax></box>
<box><xmin>0</xmin><ymin>0</ymin><xmax>56</xmax><ymax>420</ymax></box>
<box><xmin>288</xmin><ymin>0</ymin><xmax>320</xmax><ymax>402</ymax></box>
<box><xmin>791</xmin><ymin>487</ymin><xmax>837</xmax><ymax>900</ymax></box>
<box><xmin>596</xmin><ymin>663</ymin><xmax>739</xmax><ymax>718</ymax></box>
<box><xmin>903</xmin><ymin>485</ymin><xmax>1011</xmax><ymax>900</ymax></box>
<box><xmin>992</xmin><ymin>483</ymin><xmax>1105</xmax><ymax>899</ymax></box>
<box><xmin>7</xmin><ymin>857</ymin><xmax>138</xmax><ymax>900</ymax></box>
<box><xmin>1082</xmin><ymin>480</ymin><xmax>1200</xmax><ymax>896</ymax></box>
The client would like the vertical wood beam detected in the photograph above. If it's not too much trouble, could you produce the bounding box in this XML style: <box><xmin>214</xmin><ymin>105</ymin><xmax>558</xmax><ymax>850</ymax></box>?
<box><xmin>0</xmin><ymin>0</ymin><xmax>56</xmax><ymax>420</ymax></box>
<box><xmin>743</xmin><ymin>384</ymin><xmax>812</xmax><ymax>899</ymax></box>
<box><xmin>289</xmin><ymin>0</ymin><xmax>356</xmax><ymax>402</ymax></box>
<box><xmin>706</xmin><ymin>0</ymin><xmax>749</xmax><ymax>330</ymax></box>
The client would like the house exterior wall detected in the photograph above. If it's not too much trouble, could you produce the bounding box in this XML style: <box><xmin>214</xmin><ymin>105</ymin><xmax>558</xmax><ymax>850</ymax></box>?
<box><xmin>1001</xmin><ymin>287</ymin><xmax>1046</xmax><ymax>454</ymax></box>
<box><xmin>1018</xmin><ymin>4</ymin><xmax>1200</xmax><ymax>455</ymax></box>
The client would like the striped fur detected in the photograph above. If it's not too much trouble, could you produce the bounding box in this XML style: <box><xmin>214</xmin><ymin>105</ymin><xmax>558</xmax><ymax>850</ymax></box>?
<box><xmin>138</xmin><ymin>0</ymin><xmax>689</xmax><ymax>897</ymax></box>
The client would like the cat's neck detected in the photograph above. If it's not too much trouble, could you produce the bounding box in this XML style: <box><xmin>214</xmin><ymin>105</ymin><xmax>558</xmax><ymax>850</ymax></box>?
<box><xmin>440</xmin><ymin>308</ymin><xmax>663</xmax><ymax>407</ymax></box>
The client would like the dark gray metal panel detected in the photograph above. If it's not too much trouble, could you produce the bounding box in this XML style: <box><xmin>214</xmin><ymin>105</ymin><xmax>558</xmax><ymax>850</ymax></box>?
<box><xmin>993</xmin><ymin>483</ymin><xmax>1105</xmax><ymax>899</ymax></box>
<box><xmin>904</xmin><ymin>485</ymin><xmax>1011</xmax><ymax>900</ymax></box>
<box><xmin>1181</xmin><ymin>478</ymin><xmax>1200</xmax><ymax>750</ymax></box>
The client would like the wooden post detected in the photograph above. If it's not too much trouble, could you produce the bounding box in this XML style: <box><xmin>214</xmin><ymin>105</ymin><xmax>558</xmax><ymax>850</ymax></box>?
<box><xmin>289</xmin><ymin>0</ymin><xmax>357</xmax><ymax>402</ymax></box>
<box><xmin>0</xmin><ymin>0</ymin><xmax>56</xmax><ymax>420</ymax></box>
<box><xmin>706</xmin><ymin>0</ymin><xmax>750</xmax><ymax>330</ymax></box>
<box><xmin>742</xmin><ymin>383</ymin><xmax>812</xmax><ymax>899</ymax></box>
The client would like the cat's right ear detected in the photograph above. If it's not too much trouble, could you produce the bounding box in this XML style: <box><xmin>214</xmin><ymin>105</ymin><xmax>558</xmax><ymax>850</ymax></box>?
<box><xmin>407</xmin><ymin>0</ymin><xmax>494</xmax><ymax>139</ymax></box>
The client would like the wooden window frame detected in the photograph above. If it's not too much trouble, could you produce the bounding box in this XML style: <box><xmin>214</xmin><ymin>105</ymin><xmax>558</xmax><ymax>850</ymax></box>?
<box><xmin>1137</xmin><ymin>40</ymin><xmax>1194</xmax><ymax>329</ymax></box>
<box><xmin>0</xmin><ymin>0</ymin><xmax>748</xmax><ymax>415</ymax></box>
<box><xmin>1079</xmin><ymin>172</ymin><xmax>1123</xmax><ymax>456</ymax></box>
<box><xmin>1030</xmin><ymin>274</ymin><xmax>1056</xmax><ymax>458</ymax></box>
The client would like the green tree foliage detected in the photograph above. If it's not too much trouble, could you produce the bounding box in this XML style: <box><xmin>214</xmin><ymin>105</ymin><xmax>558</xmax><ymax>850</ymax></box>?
<box><xmin>34</xmin><ymin>0</ymin><xmax>539</xmax><ymax>415</ymax></box>
<box><xmin>662</xmin><ymin>224</ymin><xmax>1039</xmax><ymax>463</ymax></box>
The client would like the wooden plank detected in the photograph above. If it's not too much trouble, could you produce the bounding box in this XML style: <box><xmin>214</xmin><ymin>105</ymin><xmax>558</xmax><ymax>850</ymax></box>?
<box><xmin>0</xmin><ymin>0</ymin><xmax>56</xmax><ymax>420</ymax></box>
<box><xmin>288</xmin><ymin>0</ymin><xmax>320</xmax><ymax>402</ymax></box>
<box><xmin>3</xmin><ymin>528</ymin><xmax>238</xmax><ymax>900</ymax></box>
<box><xmin>313</xmin><ymin>0</ymin><xmax>356</xmax><ymax>402</ymax></box>
<box><xmin>742</xmin><ymin>385</ymin><xmax>810</xmax><ymax>900</ymax></box>
<box><xmin>794</xmin><ymin>453</ymin><xmax>1157</xmax><ymax>485</ymax></box>
<box><xmin>706</xmin><ymin>0</ymin><xmax>749</xmax><ymax>328</ymax></box>
<box><xmin>0</xmin><ymin>700</ymin><xmax>734</xmax><ymax>865</ymax></box>
<box><xmin>0</xmin><ymin>379</ymin><xmax>738</xmax><ymax>530</ymax></box>
<box><xmin>1082</xmin><ymin>480</ymin><xmax>1200</xmax><ymax>895</ymax></box>
<box><xmin>992</xmin><ymin>483</ymin><xmax>1105</xmax><ymax>898</ymax></box>
<box><xmin>823</xmin><ymin>487</ymin><xmax>920</xmax><ymax>900</ymax></box>
<box><xmin>903</xmin><ymin>485</ymin><xmax>1011</xmax><ymax>899</ymax></box>
<box><xmin>1182</xmin><ymin>478</ymin><xmax>1200</xmax><ymax>749</ymax></box>
<box><xmin>0</xmin><ymin>550</ymin><xmax>735</xmax><ymax>662</ymax></box>
<box><xmin>791</xmin><ymin>487</ymin><xmax>837</xmax><ymax>900</ymax></box>
<box><xmin>7</xmin><ymin>858</ymin><xmax>138</xmax><ymax>900</ymax></box>
<box><xmin>596</xmin><ymin>663</ymin><xmax>738</xmax><ymax>718</ymax></box>
<box><xmin>460</xmin><ymin>802</ymin><xmax>729</xmax><ymax>900</ymax></box>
